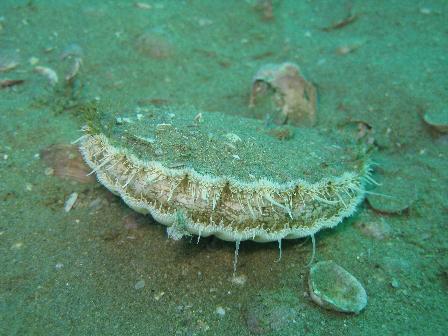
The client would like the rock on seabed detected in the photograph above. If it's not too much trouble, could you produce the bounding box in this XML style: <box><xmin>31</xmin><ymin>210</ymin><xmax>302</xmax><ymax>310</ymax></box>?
<box><xmin>308</xmin><ymin>260</ymin><xmax>367</xmax><ymax>314</ymax></box>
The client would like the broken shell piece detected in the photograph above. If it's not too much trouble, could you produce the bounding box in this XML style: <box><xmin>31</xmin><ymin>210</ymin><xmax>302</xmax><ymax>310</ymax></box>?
<box><xmin>309</xmin><ymin>260</ymin><xmax>367</xmax><ymax>314</ymax></box>
<box><xmin>250</xmin><ymin>62</ymin><xmax>317</xmax><ymax>126</ymax></box>
<box><xmin>423</xmin><ymin>108</ymin><xmax>448</xmax><ymax>134</ymax></box>
<box><xmin>135</xmin><ymin>2</ymin><xmax>152</xmax><ymax>10</ymax></box>
<box><xmin>34</xmin><ymin>66</ymin><xmax>58</xmax><ymax>86</ymax></box>
<box><xmin>61</xmin><ymin>43</ymin><xmax>84</xmax><ymax>82</ymax></box>
<box><xmin>64</xmin><ymin>192</ymin><xmax>78</xmax><ymax>212</ymax></box>
<box><xmin>60</xmin><ymin>43</ymin><xmax>84</xmax><ymax>60</ymax></box>
<box><xmin>0</xmin><ymin>50</ymin><xmax>20</xmax><ymax>72</ymax></box>
<box><xmin>65</xmin><ymin>57</ymin><xmax>82</xmax><ymax>82</ymax></box>
<box><xmin>0</xmin><ymin>60</ymin><xmax>19</xmax><ymax>72</ymax></box>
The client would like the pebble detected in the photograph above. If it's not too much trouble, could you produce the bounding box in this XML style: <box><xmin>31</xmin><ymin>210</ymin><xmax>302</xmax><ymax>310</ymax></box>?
<box><xmin>230</xmin><ymin>274</ymin><xmax>247</xmax><ymax>286</ymax></box>
<box><xmin>245</xmin><ymin>290</ymin><xmax>299</xmax><ymax>335</ymax></box>
<box><xmin>135</xmin><ymin>29</ymin><xmax>173</xmax><ymax>59</ymax></box>
<box><xmin>215</xmin><ymin>306</ymin><xmax>225</xmax><ymax>317</ymax></box>
<box><xmin>391</xmin><ymin>278</ymin><xmax>400</xmax><ymax>288</ymax></box>
<box><xmin>308</xmin><ymin>260</ymin><xmax>367</xmax><ymax>314</ymax></box>
<box><xmin>355</xmin><ymin>217</ymin><xmax>392</xmax><ymax>240</ymax></box>
<box><xmin>44</xmin><ymin>167</ymin><xmax>54</xmax><ymax>176</ymax></box>
<box><xmin>134</xmin><ymin>279</ymin><xmax>145</xmax><ymax>290</ymax></box>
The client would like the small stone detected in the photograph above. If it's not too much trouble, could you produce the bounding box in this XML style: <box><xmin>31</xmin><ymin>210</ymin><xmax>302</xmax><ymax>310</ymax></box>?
<box><xmin>198</xmin><ymin>18</ymin><xmax>213</xmax><ymax>27</ymax></box>
<box><xmin>44</xmin><ymin>167</ymin><xmax>54</xmax><ymax>176</ymax></box>
<box><xmin>154</xmin><ymin>291</ymin><xmax>165</xmax><ymax>301</ymax></box>
<box><xmin>355</xmin><ymin>217</ymin><xmax>392</xmax><ymax>240</ymax></box>
<box><xmin>419</xmin><ymin>7</ymin><xmax>432</xmax><ymax>15</ymax></box>
<box><xmin>245</xmin><ymin>289</ymin><xmax>300</xmax><ymax>335</ymax></box>
<box><xmin>134</xmin><ymin>279</ymin><xmax>145</xmax><ymax>290</ymax></box>
<box><xmin>391</xmin><ymin>278</ymin><xmax>400</xmax><ymax>288</ymax></box>
<box><xmin>380</xmin><ymin>256</ymin><xmax>412</xmax><ymax>275</ymax></box>
<box><xmin>55</xmin><ymin>262</ymin><xmax>64</xmax><ymax>270</ymax></box>
<box><xmin>89</xmin><ymin>197</ymin><xmax>103</xmax><ymax>211</ymax></box>
<box><xmin>309</xmin><ymin>260</ymin><xmax>367</xmax><ymax>314</ymax></box>
<box><xmin>215</xmin><ymin>306</ymin><xmax>225</xmax><ymax>317</ymax></box>
<box><xmin>29</xmin><ymin>56</ymin><xmax>39</xmax><ymax>65</ymax></box>
<box><xmin>135</xmin><ymin>29</ymin><xmax>174</xmax><ymax>59</ymax></box>
<box><xmin>11</xmin><ymin>242</ymin><xmax>23</xmax><ymax>249</ymax></box>
<box><xmin>231</xmin><ymin>274</ymin><xmax>247</xmax><ymax>286</ymax></box>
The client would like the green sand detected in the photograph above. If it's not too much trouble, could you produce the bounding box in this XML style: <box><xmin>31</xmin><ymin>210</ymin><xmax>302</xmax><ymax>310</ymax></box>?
<box><xmin>1</xmin><ymin>1</ymin><xmax>447</xmax><ymax>335</ymax></box>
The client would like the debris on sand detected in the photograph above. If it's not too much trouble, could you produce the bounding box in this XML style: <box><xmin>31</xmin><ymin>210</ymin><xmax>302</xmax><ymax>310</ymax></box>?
<box><xmin>249</xmin><ymin>62</ymin><xmax>317</xmax><ymax>126</ymax></box>
<box><xmin>0</xmin><ymin>79</ymin><xmax>24</xmax><ymax>89</ymax></box>
<box><xmin>245</xmin><ymin>289</ymin><xmax>300</xmax><ymax>335</ymax></box>
<box><xmin>61</xmin><ymin>43</ymin><xmax>84</xmax><ymax>83</ymax></box>
<box><xmin>355</xmin><ymin>216</ymin><xmax>392</xmax><ymax>240</ymax></box>
<box><xmin>0</xmin><ymin>50</ymin><xmax>20</xmax><ymax>72</ymax></box>
<box><xmin>423</xmin><ymin>108</ymin><xmax>448</xmax><ymax>134</ymax></box>
<box><xmin>40</xmin><ymin>144</ymin><xmax>95</xmax><ymax>184</ymax></box>
<box><xmin>64</xmin><ymin>192</ymin><xmax>78</xmax><ymax>212</ymax></box>
<box><xmin>135</xmin><ymin>29</ymin><xmax>174</xmax><ymax>59</ymax></box>
<box><xmin>34</xmin><ymin>66</ymin><xmax>58</xmax><ymax>86</ymax></box>
<box><xmin>322</xmin><ymin>12</ymin><xmax>359</xmax><ymax>32</ymax></box>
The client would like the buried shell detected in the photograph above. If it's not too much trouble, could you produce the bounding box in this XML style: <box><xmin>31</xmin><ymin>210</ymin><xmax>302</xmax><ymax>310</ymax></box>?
<box><xmin>78</xmin><ymin>105</ymin><xmax>370</xmax><ymax>242</ymax></box>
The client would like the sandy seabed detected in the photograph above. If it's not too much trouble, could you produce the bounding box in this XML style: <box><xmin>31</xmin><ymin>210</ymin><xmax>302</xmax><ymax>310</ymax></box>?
<box><xmin>1</xmin><ymin>1</ymin><xmax>447</xmax><ymax>335</ymax></box>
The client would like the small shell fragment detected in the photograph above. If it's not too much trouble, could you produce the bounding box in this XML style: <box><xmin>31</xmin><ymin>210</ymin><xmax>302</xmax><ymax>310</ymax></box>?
<box><xmin>64</xmin><ymin>192</ymin><xmax>78</xmax><ymax>212</ymax></box>
<box><xmin>423</xmin><ymin>108</ymin><xmax>448</xmax><ymax>134</ymax></box>
<box><xmin>65</xmin><ymin>57</ymin><xmax>82</xmax><ymax>82</ymax></box>
<box><xmin>0</xmin><ymin>60</ymin><xmax>19</xmax><ymax>72</ymax></box>
<box><xmin>0</xmin><ymin>50</ymin><xmax>20</xmax><ymax>72</ymax></box>
<box><xmin>60</xmin><ymin>43</ymin><xmax>84</xmax><ymax>60</ymax></box>
<box><xmin>135</xmin><ymin>2</ymin><xmax>152</xmax><ymax>10</ymax></box>
<box><xmin>309</xmin><ymin>260</ymin><xmax>367</xmax><ymax>314</ymax></box>
<box><xmin>34</xmin><ymin>66</ymin><xmax>58</xmax><ymax>86</ymax></box>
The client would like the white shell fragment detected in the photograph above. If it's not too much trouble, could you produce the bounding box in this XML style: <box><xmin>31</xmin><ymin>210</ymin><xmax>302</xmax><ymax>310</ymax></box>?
<box><xmin>64</xmin><ymin>192</ymin><xmax>78</xmax><ymax>212</ymax></box>
<box><xmin>308</xmin><ymin>260</ymin><xmax>367</xmax><ymax>314</ymax></box>
<box><xmin>34</xmin><ymin>66</ymin><xmax>58</xmax><ymax>86</ymax></box>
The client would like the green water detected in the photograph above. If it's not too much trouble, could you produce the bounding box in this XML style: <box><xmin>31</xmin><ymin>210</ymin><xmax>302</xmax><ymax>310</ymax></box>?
<box><xmin>1</xmin><ymin>1</ymin><xmax>447</xmax><ymax>335</ymax></box>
